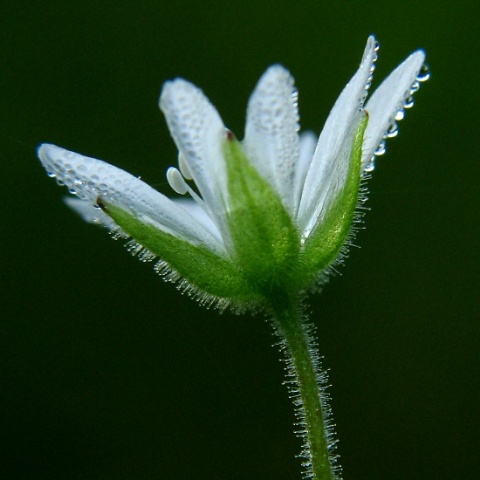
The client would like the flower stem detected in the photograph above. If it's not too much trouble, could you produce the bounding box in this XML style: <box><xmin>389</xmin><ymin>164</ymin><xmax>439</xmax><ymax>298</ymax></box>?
<box><xmin>269</xmin><ymin>293</ymin><xmax>339</xmax><ymax>480</ymax></box>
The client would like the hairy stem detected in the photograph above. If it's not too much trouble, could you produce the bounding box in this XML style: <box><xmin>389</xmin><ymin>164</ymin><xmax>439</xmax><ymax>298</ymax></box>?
<box><xmin>269</xmin><ymin>294</ymin><xmax>340</xmax><ymax>480</ymax></box>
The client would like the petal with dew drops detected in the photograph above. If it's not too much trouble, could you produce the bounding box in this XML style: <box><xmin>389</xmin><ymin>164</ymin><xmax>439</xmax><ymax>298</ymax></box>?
<box><xmin>243</xmin><ymin>65</ymin><xmax>300</xmax><ymax>213</ymax></box>
<box><xmin>297</xmin><ymin>35</ymin><xmax>377</xmax><ymax>237</ymax></box>
<box><xmin>159</xmin><ymin>80</ymin><xmax>229</xmax><ymax>235</ymax></box>
<box><xmin>37</xmin><ymin>144</ymin><xmax>225</xmax><ymax>254</ymax></box>
<box><xmin>362</xmin><ymin>50</ymin><xmax>426</xmax><ymax>169</ymax></box>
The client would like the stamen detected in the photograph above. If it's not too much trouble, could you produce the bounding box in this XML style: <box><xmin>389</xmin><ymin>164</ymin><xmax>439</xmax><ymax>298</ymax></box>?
<box><xmin>166</xmin><ymin>167</ymin><xmax>206</xmax><ymax>208</ymax></box>
<box><xmin>167</xmin><ymin>167</ymin><xmax>189</xmax><ymax>195</ymax></box>
<box><xmin>178</xmin><ymin>152</ymin><xmax>193</xmax><ymax>180</ymax></box>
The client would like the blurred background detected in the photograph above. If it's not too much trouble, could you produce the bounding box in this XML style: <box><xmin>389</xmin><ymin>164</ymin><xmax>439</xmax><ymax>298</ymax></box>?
<box><xmin>1</xmin><ymin>1</ymin><xmax>478</xmax><ymax>479</ymax></box>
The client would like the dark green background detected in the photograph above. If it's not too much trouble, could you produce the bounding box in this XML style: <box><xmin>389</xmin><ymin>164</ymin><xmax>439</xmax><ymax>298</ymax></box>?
<box><xmin>1</xmin><ymin>1</ymin><xmax>478</xmax><ymax>479</ymax></box>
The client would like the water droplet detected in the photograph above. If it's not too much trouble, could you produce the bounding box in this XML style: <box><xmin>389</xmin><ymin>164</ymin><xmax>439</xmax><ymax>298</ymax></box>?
<box><xmin>385</xmin><ymin>122</ymin><xmax>399</xmax><ymax>139</ymax></box>
<box><xmin>404</xmin><ymin>96</ymin><xmax>414</xmax><ymax>109</ymax></box>
<box><xmin>364</xmin><ymin>157</ymin><xmax>375</xmax><ymax>173</ymax></box>
<box><xmin>47</xmin><ymin>171</ymin><xmax>56</xmax><ymax>178</ymax></box>
<box><xmin>374</xmin><ymin>140</ymin><xmax>386</xmax><ymax>156</ymax></box>
<box><xmin>395</xmin><ymin>109</ymin><xmax>405</xmax><ymax>121</ymax></box>
<box><xmin>374</xmin><ymin>40</ymin><xmax>380</xmax><ymax>52</ymax></box>
<box><xmin>416</xmin><ymin>64</ymin><xmax>430</xmax><ymax>82</ymax></box>
<box><xmin>410</xmin><ymin>81</ymin><xmax>420</xmax><ymax>93</ymax></box>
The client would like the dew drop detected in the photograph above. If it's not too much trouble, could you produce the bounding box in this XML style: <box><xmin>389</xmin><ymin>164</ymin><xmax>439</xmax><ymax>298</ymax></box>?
<box><xmin>404</xmin><ymin>96</ymin><xmax>414</xmax><ymax>109</ymax></box>
<box><xmin>410</xmin><ymin>81</ymin><xmax>420</xmax><ymax>93</ymax></box>
<box><xmin>374</xmin><ymin>140</ymin><xmax>386</xmax><ymax>156</ymax></box>
<box><xmin>47</xmin><ymin>170</ymin><xmax>56</xmax><ymax>178</ymax></box>
<box><xmin>395</xmin><ymin>109</ymin><xmax>405</xmax><ymax>121</ymax></box>
<box><xmin>416</xmin><ymin>64</ymin><xmax>430</xmax><ymax>82</ymax></box>
<box><xmin>385</xmin><ymin>122</ymin><xmax>399</xmax><ymax>139</ymax></box>
<box><xmin>364</xmin><ymin>157</ymin><xmax>375</xmax><ymax>173</ymax></box>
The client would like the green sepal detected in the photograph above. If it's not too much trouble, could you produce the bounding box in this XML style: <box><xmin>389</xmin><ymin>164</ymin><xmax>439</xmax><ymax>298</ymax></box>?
<box><xmin>297</xmin><ymin>113</ymin><xmax>368</xmax><ymax>287</ymax></box>
<box><xmin>100</xmin><ymin>203</ymin><xmax>257</xmax><ymax>303</ymax></box>
<box><xmin>223</xmin><ymin>135</ymin><xmax>300</xmax><ymax>296</ymax></box>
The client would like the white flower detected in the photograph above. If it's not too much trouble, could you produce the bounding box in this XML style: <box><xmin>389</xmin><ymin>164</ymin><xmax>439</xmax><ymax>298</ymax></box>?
<box><xmin>38</xmin><ymin>35</ymin><xmax>427</xmax><ymax>308</ymax></box>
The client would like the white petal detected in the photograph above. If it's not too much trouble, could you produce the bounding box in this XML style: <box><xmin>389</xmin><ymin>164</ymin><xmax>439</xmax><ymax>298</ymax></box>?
<box><xmin>171</xmin><ymin>198</ymin><xmax>222</xmax><ymax>242</ymax></box>
<box><xmin>363</xmin><ymin>50</ymin><xmax>426</xmax><ymax>168</ymax></box>
<box><xmin>159</xmin><ymin>80</ymin><xmax>229</xmax><ymax>235</ymax></box>
<box><xmin>297</xmin><ymin>35</ymin><xmax>377</xmax><ymax>236</ymax></box>
<box><xmin>38</xmin><ymin>144</ymin><xmax>226</xmax><ymax>254</ymax></box>
<box><xmin>293</xmin><ymin>131</ymin><xmax>317</xmax><ymax>213</ymax></box>
<box><xmin>243</xmin><ymin>65</ymin><xmax>300</xmax><ymax>212</ymax></box>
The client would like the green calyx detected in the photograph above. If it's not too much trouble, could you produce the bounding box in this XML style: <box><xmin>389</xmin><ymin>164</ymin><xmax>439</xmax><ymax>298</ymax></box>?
<box><xmin>223</xmin><ymin>134</ymin><xmax>300</xmax><ymax>297</ymax></box>
<box><xmin>97</xmin><ymin>116</ymin><xmax>367</xmax><ymax>307</ymax></box>
<box><xmin>99</xmin><ymin>203</ymin><xmax>256</xmax><ymax>304</ymax></box>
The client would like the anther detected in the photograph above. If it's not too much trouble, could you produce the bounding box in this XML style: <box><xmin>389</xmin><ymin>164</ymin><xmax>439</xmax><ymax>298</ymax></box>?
<box><xmin>178</xmin><ymin>152</ymin><xmax>193</xmax><ymax>180</ymax></box>
<box><xmin>166</xmin><ymin>167</ymin><xmax>189</xmax><ymax>195</ymax></box>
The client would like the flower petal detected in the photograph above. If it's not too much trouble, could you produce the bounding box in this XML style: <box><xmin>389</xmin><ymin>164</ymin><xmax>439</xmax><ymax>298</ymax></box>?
<box><xmin>243</xmin><ymin>65</ymin><xmax>300</xmax><ymax>213</ymax></box>
<box><xmin>293</xmin><ymin>131</ymin><xmax>317</xmax><ymax>214</ymax></box>
<box><xmin>37</xmin><ymin>144</ymin><xmax>226</xmax><ymax>254</ymax></box>
<box><xmin>171</xmin><ymin>197</ymin><xmax>222</xmax><ymax>242</ymax></box>
<box><xmin>159</xmin><ymin>79</ymin><xmax>230</xmax><ymax>238</ymax></box>
<box><xmin>362</xmin><ymin>50</ymin><xmax>426</xmax><ymax>169</ymax></box>
<box><xmin>297</xmin><ymin>35</ymin><xmax>378</xmax><ymax>236</ymax></box>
